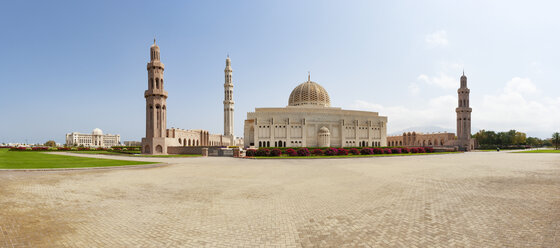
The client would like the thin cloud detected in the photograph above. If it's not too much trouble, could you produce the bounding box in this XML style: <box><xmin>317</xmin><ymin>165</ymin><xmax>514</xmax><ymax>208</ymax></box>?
<box><xmin>425</xmin><ymin>30</ymin><xmax>448</xmax><ymax>47</ymax></box>
<box><xmin>417</xmin><ymin>73</ymin><xmax>457</xmax><ymax>89</ymax></box>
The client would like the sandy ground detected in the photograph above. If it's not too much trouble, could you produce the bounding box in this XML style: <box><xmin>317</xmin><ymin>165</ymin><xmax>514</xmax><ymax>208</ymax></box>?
<box><xmin>0</xmin><ymin>152</ymin><xmax>559</xmax><ymax>247</ymax></box>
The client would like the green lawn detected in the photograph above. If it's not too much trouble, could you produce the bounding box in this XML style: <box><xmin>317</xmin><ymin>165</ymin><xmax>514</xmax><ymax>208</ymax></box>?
<box><xmin>0</xmin><ymin>149</ymin><xmax>156</xmax><ymax>169</ymax></box>
<box><xmin>513</xmin><ymin>149</ymin><xmax>560</xmax><ymax>153</ymax></box>
<box><xmin>69</xmin><ymin>150</ymin><xmax>133</xmax><ymax>155</ymax></box>
<box><xmin>250</xmin><ymin>152</ymin><xmax>459</xmax><ymax>159</ymax></box>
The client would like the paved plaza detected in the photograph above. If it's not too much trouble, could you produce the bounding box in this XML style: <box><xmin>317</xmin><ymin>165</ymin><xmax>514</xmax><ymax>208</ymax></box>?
<box><xmin>0</xmin><ymin>152</ymin><xmax>559</xmax><ymax>247</ymax></box>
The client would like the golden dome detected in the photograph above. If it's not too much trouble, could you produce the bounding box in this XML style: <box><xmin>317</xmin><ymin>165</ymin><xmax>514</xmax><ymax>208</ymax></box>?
<box><xmin>288</xmin><ymin>76</ymin><xmax>331</xmax><ymax>107</ymax></box>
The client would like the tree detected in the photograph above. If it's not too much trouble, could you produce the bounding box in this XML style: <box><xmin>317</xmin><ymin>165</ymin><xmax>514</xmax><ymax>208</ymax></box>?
<box><xmin>512</xmin><ymin>131</ymin><xmax>527</xmax><ymax>145</ymax></box>
<box><xmin>526</xmin><ymin>137</ymin><xmax>542</xmax><ymax>147</ymax></box>
<box><xmin>552</xmin><ymin>132</ymin><xmax>560</xmax><ymax>150</ymax></box>
<box><xmin>44</xmin><ymin>140</ymin><xmax>56</xmax><ymax>147</ymax></box>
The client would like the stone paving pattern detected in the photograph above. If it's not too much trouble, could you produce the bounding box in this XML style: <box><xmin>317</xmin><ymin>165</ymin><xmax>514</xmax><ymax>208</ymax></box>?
<box><xmin>0</xmin><ymin>152</ymin><xmax>559</xmax><ymax>247</ymax></box>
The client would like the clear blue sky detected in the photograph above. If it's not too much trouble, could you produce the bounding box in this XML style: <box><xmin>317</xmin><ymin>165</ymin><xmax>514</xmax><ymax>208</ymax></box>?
<box><xmin>1</xmin><ymin>0</ymin><xmax>559</xmax><ymax>144</ymax></box>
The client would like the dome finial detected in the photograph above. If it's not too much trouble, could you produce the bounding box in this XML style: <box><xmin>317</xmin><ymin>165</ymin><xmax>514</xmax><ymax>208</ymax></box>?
<box><xmin>154</xmin><ymin>37</ymin><xmax>156</xmax><ymax>44</ymax></box>
<box><xmin>462</xmin><ymin>69</ymin><xmax>464</xmax><ymax>76</ymax></box>
<box><xmin>308</xmin><ymin>71</ymin><xmax>310</xmax><ymax>82</ymax></box>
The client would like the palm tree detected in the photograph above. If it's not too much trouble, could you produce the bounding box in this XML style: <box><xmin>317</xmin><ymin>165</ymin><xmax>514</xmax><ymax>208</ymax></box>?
<box><xmin>552</xmin><ymin>132</ymin><xmax>560</xmax><ymax>150</ymax></box>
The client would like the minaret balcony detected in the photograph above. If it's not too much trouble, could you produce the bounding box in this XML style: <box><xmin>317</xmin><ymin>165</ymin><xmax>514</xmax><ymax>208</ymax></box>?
<box><xmin>145</xmin><ymin>89</ymin><xmax>168</xmax><ymax>98</ymax></box>
<box><xmin>146</xmin><ymin>61</ymin><xmax>165</xmax><ymax>70</ymax></box>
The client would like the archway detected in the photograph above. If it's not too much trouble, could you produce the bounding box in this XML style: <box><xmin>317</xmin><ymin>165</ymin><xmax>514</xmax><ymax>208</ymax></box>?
<box><xmin>144</xmin><ymin>145</ymin><xmax>150</xmax><ymax>153</ymax></box>
<box><xmin>156</xmin><ymin>145</ymin><xmax>163</xmax><ymax>153</ymax></box>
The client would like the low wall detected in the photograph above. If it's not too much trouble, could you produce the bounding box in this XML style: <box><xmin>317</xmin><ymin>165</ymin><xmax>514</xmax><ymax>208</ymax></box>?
<box><xmin>167</xmin><ymin>146</ymin><xmax>232</xmax><ymax>156</ymax></box>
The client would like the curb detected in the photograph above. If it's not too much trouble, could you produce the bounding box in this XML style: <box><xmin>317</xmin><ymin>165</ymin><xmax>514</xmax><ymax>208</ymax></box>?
<box><xmin>0</xmin><ymin>163</ymin><xmax>169</xmax><ymax>172</ymax></box>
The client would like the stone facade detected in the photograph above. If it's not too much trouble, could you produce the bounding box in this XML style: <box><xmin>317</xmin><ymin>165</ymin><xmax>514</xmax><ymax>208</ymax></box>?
<box><xmin>141</xmin><ymin>41</ymin><xmax>242</xmax><ymax>154</ymax></box>
<box><xmin>243</xmin><ymin>75</ymin><xmax>388</xmax><ymax>148</ymax></box>
<box><xmin>66</xmin><ymin>128</ymin><xmax>120</xmax><ymax>148</ymax></box>
<box><xmin>387</xmin><ymin>132</ymin><xmax>456</xmax><ymax>147</ymax></box>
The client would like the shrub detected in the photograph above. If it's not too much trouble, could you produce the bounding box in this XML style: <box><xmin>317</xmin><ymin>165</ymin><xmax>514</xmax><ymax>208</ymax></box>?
<box><xmin>245</xmin><ymin>149</ymin><xmax>257</xmax><ymax>156</ymax></box>
<box><xmin>372</xmin><ymin>147</ymin><xmax>384</xmax><ymax>154</ymax></box>
<box><xmin>270</xmin><ymin>148</ymin><xmax>282</xmax><ymax>156</ymax></box>
<box><xmin>324</xmin><ymin>147</ymin><xmax>338</xmax><ymax>156</ymax></box>
<box><xmin>401</xmin><ymin>147</ymin><xmax>410</xmax><ymax>153</ymax></box>
<box><xmin>410</xmin><ymin>148</ymin><xmax>418</xmax><ymax>153</ymax></box>
<box><xmin>383</xmin><ymin>148</ymin><xmax>392</xmax><ymax>154</ymax></box>
<box><xmin>284</xmin><ymin>148</ymin><xmax>297</xmax><ymax>156</ymax></box>
<box><xmin>57</xmin><ymin>147</ymin><xmax>71</xmax><ymax>151</ymax></box>
<box><xmin>349</xmin><ymin>148</ymin><xmax>360</xmax><ymax>155</ymax></box>
<box><xmin>78</xmin><ymin>147</ymin><xmax>90</xmax><ymax>151</ymax></box>
<box><xmin>424</xmin><ymin>147</ymin><xmax>434</xmax><ymax>153</ymax></box>
<box><xmin>417</xmin><ymin>147</ymin><xmax>425</xmax><ymax>153</ymax></box>
<box><xmin>391</xmin><ymin>148</ymin><xmax>402</xmax><ymax>154</ymax></box>
<box><xmin>297</xmin><ymin>148</ymin><xmax>310</xmax><ymax>156</ymax></box>
<box><xmin>31</xmin><ymin>147</ymin><xmax>48</xmax><ymax>151</ymax></box>
<box><xmin>312</xmin><ymin>149</ymin><xmax>324</xmax><ymax>156</ymax></box>
<box><xmin>360</xmin><ymin>148</ymin><xmax>373</xmax><ymax>155</ymax></box>
<box><xmin>337</xmin><ymin>148</ymin><xmax>348</xmax><ymax>155</ymax></box>
<box><xmin>256</xmin><ymin>148</ymin><xmax>270</xmax><ymax>156</ymax></box>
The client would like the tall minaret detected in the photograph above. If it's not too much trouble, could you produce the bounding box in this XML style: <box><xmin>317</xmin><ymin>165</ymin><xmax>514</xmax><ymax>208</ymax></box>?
<box><xmin>223</xmin><ymin>56</ymin><xmax>234</xmax><ymax>138</ymax></box>
<box><xmin>456</xmin><ymin>71</ymin><xmax>472</xmax><ymax>151</ymax></box>
<box><xmin>142</xmin><ymin>39</ymin><xmax>168</xmax><ymax>154</ymax></box>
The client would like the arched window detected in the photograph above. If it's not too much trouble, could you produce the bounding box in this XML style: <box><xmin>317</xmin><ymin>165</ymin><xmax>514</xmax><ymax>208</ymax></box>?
<box><xmin>179</xmin><ymin>138</ymin><xmax>182</xmax><ymax>144</ymax></box>
<box><xmin>259</xmin><ymin>141</ymin><xmax>262</xmax><ymax>147</ymax></box>
<box><xmin>267</xmin><ymin>141</ymin><xmax>270</xmax><ymax>147</ymax></box>
<box><xmin>156</xmin><ymin>78</ymin><xmax>160</xmax><ymax>89</ymax></box>
<box><xmin>161</xmin><ymin>79</ymin><xmax>163</xmax><ymax>88</ymax></box>
<box><xmin>150</xmin><ymin>78</ymin><xmax>154</xmax><ymax>89</ymax></box>
<box><xmin>196</xmin><ymin>140</ymin><xmax>199</xmax><ymax>146</ymax></box>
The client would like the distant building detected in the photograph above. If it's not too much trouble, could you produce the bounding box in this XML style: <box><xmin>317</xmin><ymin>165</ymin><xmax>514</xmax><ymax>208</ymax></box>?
<box><xmin>66</xmin><ymin>128</ymin><xmax>120</xmax><ymax>148</ymax></box>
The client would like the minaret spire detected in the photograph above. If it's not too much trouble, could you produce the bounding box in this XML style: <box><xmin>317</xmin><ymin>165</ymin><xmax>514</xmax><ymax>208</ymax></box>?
<box><xmin>456</xmin><ymin>71</ymin><xmax>472</xmax><ymax>151</ymax></box>
<box><xmin>223</xmin><ymin>56</ymin><xmax>234</xmax><ymax>138</ymax></box>
<box><xmin>142</xmin><ymin>39</ymin><xmax>168</xmax><ymax>154</ymax></box>
<box><xmin>308</xmin><ymin>71</ymin><xmax>310</xmax><ymax>81</ymax></box>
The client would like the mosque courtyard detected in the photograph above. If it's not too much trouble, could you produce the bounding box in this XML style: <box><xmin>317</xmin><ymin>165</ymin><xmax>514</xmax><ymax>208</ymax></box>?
<box><xmin>0</xmin><ymin>152</ymin><xmax>558</xmax><ymax>247</ymax></box>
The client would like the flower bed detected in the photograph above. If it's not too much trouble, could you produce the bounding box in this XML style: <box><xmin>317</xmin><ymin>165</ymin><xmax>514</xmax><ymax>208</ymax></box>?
<box><xmin>270</xmin><ymin>148</ymin><xmax>282</xmax><ymax>157</ymax></box>
<box><xmin>246</xmin><ymin>146</ymin><xmax>439</xmax><ymax>157</ymax></box>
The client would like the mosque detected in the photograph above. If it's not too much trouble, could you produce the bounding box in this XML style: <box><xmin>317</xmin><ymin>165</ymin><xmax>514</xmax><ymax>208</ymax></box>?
<box><xmin>243</xmin><ymin>74</ymin><xmax>388</xmax><ymax>148</ymax></box>
<box><xmin>141</xmin><ymin>39</ymin><xmax>473</xmax><ymax>154</ymax></box>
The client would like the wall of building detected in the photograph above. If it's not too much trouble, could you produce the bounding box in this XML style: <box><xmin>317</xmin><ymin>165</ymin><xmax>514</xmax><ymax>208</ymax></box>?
<box><xmin>244</xmin><ymin>107</ymin><xmax>387</xmax><ymax>148</ymax></box>
<box><xmin>387</xmin><ymin>132</ymin><xmax>457</xmax><ymax>147</ymax></box>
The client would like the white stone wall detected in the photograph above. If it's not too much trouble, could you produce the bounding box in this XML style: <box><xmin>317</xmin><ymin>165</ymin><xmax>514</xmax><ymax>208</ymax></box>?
<box><xmin>243</xmin><ymin>106</ymin><xmax>387</xmax><ymax>148</ymax></box>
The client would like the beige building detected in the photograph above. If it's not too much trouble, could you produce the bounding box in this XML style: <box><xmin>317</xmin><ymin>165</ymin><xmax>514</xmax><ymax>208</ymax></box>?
<box><xmin>387</xmin><ymin>72</ymin><xmax>475</xmax><ymax>151</ymax></box>
<box><xmin>66</xmin><ymin>128</ymin><xmax>120</xmax><ymax>148</ymax></box>
<box><xmin>141</xmin><ymin>40</ymin><xmax>242</xmax><ymax>154</ymax></box>
<box><xmin>387</xmin><ymin>132</ymin><xmax>456</xmax><ymax>147</ymax></box>
<box><xmin>243</xmin><ymin>74</ymin><xmax>388</xmax><ymax>148</ymax></box>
